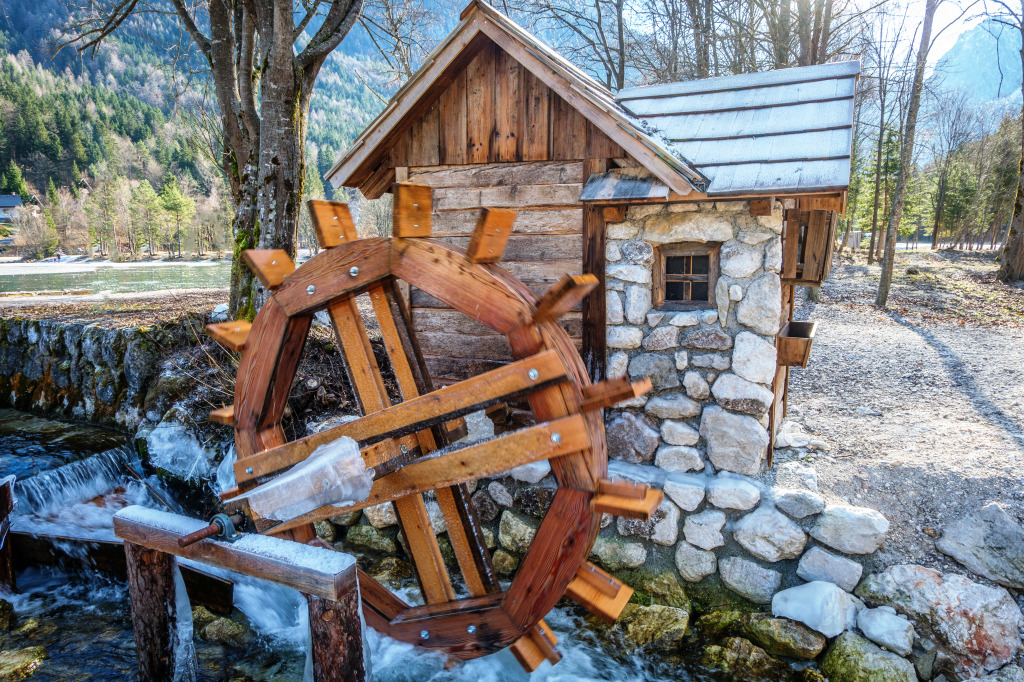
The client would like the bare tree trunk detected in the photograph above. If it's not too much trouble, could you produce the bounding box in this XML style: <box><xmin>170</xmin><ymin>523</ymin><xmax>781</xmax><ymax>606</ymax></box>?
<box><xmin>877</xmin><ymin>0</ymin><xmax>937</xmax><ymax>307</ymax></box>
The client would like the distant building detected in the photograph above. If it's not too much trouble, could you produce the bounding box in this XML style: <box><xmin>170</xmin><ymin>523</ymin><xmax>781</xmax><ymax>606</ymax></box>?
<box><xmin>0</xmin><ymin>194</ymin><xmax>23</xmax><ymax>224</ymax></box>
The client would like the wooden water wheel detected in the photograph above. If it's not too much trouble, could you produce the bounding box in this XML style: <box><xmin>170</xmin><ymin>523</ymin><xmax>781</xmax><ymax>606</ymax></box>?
<box><xmin>207</xmin><ymin>183</ymin><xmax>661</xmax><ymax>672</ymax></box>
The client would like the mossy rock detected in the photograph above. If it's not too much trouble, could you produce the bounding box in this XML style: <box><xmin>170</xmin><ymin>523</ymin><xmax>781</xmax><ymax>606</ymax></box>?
<box><xmin>821</xmin><ymin>632</ymin><xmax>916</xmax><ymax>682</ymax></box>
<box><xmin>368</xmin><ymin>557</ymin><xmax>413</xmax><ymax>590</ymax></box>
<box><xmin>617</xmin><ymin>603</ymin><xmax>690</xmax><ymax>652</ymax></box>
<box><xmin>191</xmin><ymin>605</ymin><xmax>218</xmax><ymax>631</ymax></box>
<box><xmin>313</xmin><ymin>520</ymin><xmax>335</xmax><ymax>543</ymax></box>
<box><xmin>684</xmin><ymin>574</ymin><xmax>761</xmax><ymax>617</ymax></box>
<box><xmin>699</xmin><ymin>637</ymin><xmax>791</xmax><ymax>682</ymax></box>
<box><xmin>0</xmin><ymin>646</ymin><xmax>46</xmax><ymax>681</ymax></box>
<box><xmin>492</xmin><ymin>550</ymin><xmax>519</xmax><ymax>577</ymax></box>
<box><xmin>201</xmin><ymin>617</ymin><xmax>253</xmax><ymax>647</ymax></box>
<box><xmin>345</xmin><ymin>525</ymin><xmax>397</xmax><ymax>554</ymax></box>
<box><xmin>697</xmin><ymin>611</ymin><xmax>825</xmax><ymax>660</ymax></box>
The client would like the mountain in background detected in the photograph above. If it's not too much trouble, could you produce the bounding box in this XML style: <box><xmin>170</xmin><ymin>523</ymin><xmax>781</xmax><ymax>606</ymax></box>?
<box><xmin>930</xmin><ymin>18</ymin><xmax>1022</xmax><ymax>111</ymax></box>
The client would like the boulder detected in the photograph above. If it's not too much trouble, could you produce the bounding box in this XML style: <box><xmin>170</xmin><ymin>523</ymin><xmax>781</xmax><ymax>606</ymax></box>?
<box><xmin>607</xmin><ymin>263</ymin><xmax>651</xmax><ymax>283</ymax></box>
<box><xmin>936</xmin><ymin>502</ymin><xmax>1024</xmax><ymax>589</ymax></box>
<box><xmin>629</xmin><ymin>353</ymin><xmax>680</xmax><ymax>390</ymax></box>
<box><xmin>772</xmin><ymin>581</ymin><xmax>855</xmax><ymax>637</ymax></box>
<box><xmin>775</xmin><ymin>488</ymin><xmax>826</xmax><ymax>519</ymax></box>
<box><xmin>707</xmin><ymin>475</ymin><xmax>761</xmax><ymax>510</ymax></box>
<box><xmin>0</xmin><ymin>647</ymin><xmax>46</xmax><ymax>680</ymax></box>
<box><xmin>822</xmin><ymin>632</ymin><xmax>917</xmax><ymax>682</ymax></box>
<box><xmin>607</xmin><ymin>325</ymin><xmax>643</xmax><ymax>349</ymax></box>
<box><xmin>590</xmin><ymin>536</ymin><xmax>648</xmax><ymax>572</ymax></box>
<box><xmin>663</xmin><ymin>474</ymin><xmax>706</xmax><ymax>511</ymax></box>
<box><xmin>856</xmin><ymin>565</ymin><xmax>1023</xmax><ymax>677</ymax></box>
<box><xmin>654</xmin><ymin>445</ymin><xmax>703</xmax><ymax>472</ymax></box>
<box><xmin>700</xmin><ymin>637</ymin><xmax>791</xmax><ymax>682</ymax></box>
<box><xmin>720</xmin><ymin>557</ymin><xmax>781</xmax><ymax>604</ymax></box>
<box><xmin>498</xmin><ymin>511</ymin><xmax>538</xmax><ymax>553</ymax></box>
<box><xmin>617</xmin><ymin>603</ymin><xmax>690</xmax><ymax>651</ymax></box>
<box><xmin>776</xmin><ymin>461</ymin><xmax>819</xmax><ymax>491</ymax></box>
<box><xmin>700</xmin><ymin>406</ymin><xmax>768</xmax><ymax>476</ymax></box>
<box><xmin>675</xmin><ymin>350</ymin><xmax>689</xmax><ymax>370</ymax></box>
<box><xmin>811</xmin><ymin>504</ymin><xmax>889</xmax><ymax>554</ymax></box>
<box><xmin>202</xmin><ymin>616</ymin><xmax>253</xmax><ymax>647</ymax></box>
<box><xmin>675</xmin><ymin>541</ymin><xmax>717</xmax><ymax>582</ymax></box>
<box><xmin>345</xmin><ymin>525</ymin><xmax>396</xmax><ymax>554</ymax></box>
<box><xmin>643</xmin><ymin>211</ymin><xmax>734</xmax><ymax>245</ymax></box>
<box><xmin>697</xmin><ymin>611</ymin><xmax>826</xmax><ymax>660</ymax></box>
<box><xmin>606</xmin><ymin>412</ymin><xmax>660</xmax><ymax>463</ymax></box>
<box><xmin>736</xmin><ymin>273</ymin><xmax>782</xmax><ymax>336</ymax></box>
<box><xmin>492</xmin><ymin>549</ymin><xmax>518</xmax><ymax>576</ymax></box>
<box><xmin>638</xmin><ymin>572</ymin><xmax>691</xmax><ymax>610</ymax></box>
<box><xmin>857</xmin><ymin>606</ymin><xmax>914</xmax><ymax>656</ymax></box>
<box><xmin>797</xmin><ymin>546</ymin><xmax>863</xmax><ymax>593</ymax></box>
<box><xmin>670</xmin><ymin>311</ymin><xmax>701</xmax><ymax>327</ymax></box>
<box><xmin>607</xmin><ymin>351</ymin><xmax>629</xmax><ymax>379</ymax></box>
<box><xmin>721</xmin><ymin>242</ymin><xmax>764</xmax><ymax>278</ymax></box>
<box><xmin>642</xmin><ymin>326</ymin><xmax>678</xmax><ymax>350</ymax></box>
<box><xmin>661</xmin><ymin>420</ymin><xmax>700</xmax><ymax>446</ymax></box>
<box><xmin>607</xmin><ymin>291</ymin><xmax>624</xmax><ymax>324</ymax></box>
<box><xmin>764</xmin><ymin>239</ymin><xmax>782</xmax><ymax>273</ymax></box>
<box><xmin>368</xmin><ymin>557</ymin><xmax>414</xmax><ymax>589</ymax></box>
<box><xmin>684</xmin><ymin>328</ymin><xmax>733</xmax><ymax>351</ymax></box>
<box><xmin>731</xmin><ymin>332</ymin><xmax>777</xmax><ymax>385</ymax></box>
<box><xmin>683</xmin><ymin>370</ymin><xmax>710</xmax><ymax>399</ymax></box>
<box><xmin>514</xmin><ymin>485</ymin><xmax>555</xmax><ymax>517</ymax></box>
<box><xmin>691</xmin><ymin>353</ymin><xmax>731</xmax><ymax>370</ymax></box>
<box><xmin>684</xmin><ymin>509</ymin><xmax>726</xmax><ymax>550</ymax></box>
<box><xmin>733</xmin><ymin>508</ymin><xmax>806</xmax><ymax>562</ymax></box>
<box><xmin>712</xmin><ymin>374</ymin><xmax>774</xmax><ymax>416</ymax></box>
<box><xmin>645</xmin><ymin>395</ymin><xmax>701</xmax><ymax>419</ymax></box>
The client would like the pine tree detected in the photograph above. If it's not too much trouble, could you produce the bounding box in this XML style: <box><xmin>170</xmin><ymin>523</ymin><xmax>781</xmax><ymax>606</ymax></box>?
<box><xmin>2</xmin><ymin>161</ymin><xmax>30</xmax><ymax>202</ymax></box>
<box><xmin>160</xmin><ymin>176</ymin><xmax>195</xmax><ymax>258</ymax></box>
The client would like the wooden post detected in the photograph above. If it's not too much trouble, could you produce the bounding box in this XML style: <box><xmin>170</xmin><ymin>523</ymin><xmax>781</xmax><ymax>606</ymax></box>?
<box><xmin>124</xmin><ymin>541</ymin><xmax>193</xmax><ymax>682</ymax></box>
<box><xmin>307</xmin><ymin>589</ymin><xmax>366</xmax><ymax>682</ymax></box>
<box><xmin>581</xmin><ymin>158</ymin><xmax>609</xmax><ymax>383</ymax></box>
<box><xmin>0</xmin><ymin>477</ymin><xmax>14</xmax><ymax>591</ymax></box>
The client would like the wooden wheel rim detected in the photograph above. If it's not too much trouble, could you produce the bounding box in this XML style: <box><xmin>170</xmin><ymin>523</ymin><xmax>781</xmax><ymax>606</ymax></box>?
<box><xmin>232</xmin><ymin>236</ymin><xmax>606</xmax><ymax>658</ymax></box>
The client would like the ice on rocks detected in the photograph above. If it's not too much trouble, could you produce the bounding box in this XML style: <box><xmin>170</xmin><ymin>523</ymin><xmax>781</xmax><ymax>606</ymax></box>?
<box><xmin>707</xmin><ymin>474</ymin><xmax>760</xmax><ymax>510</ymax></box>
<box><xmin>663</xmin><ymin>473</ymin><xmax>706</xmax><ymax>511</ymax></box>
<box><xmin>683</xmin><ymin>509</ymin><xmax>725</xmax><ymax>550</ymax></box>
<box><xmin>772</xmin><ymin>581</ymin><xmax>854</xmax><ymax>637</ymax></box>
<box><xmin>720</xmin><ymin>557</ymin><xmax>781</xmax><ymax>604</ymax></box>
<box><xmin>797</xmin><ymin>546</ymin><xmax>863</xmax><ymax>592</ymax></box>
<box><xmin>857</xmin><ymin>606</ymin><xmax>915</xmax><ymax>656</ymax></box>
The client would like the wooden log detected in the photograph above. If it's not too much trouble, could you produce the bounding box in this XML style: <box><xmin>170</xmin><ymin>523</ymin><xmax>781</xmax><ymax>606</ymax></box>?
<box><xmin>564</xmin><ymin>562</ymin><xmax>632</xmax><ymax>623</ymax></box>
<box><xmin>533</xmin><ymin>274</ymin><xmax>598</xmax><ymax>323</ymax></box>
<box><xmin>209</xmin><ymin>404</ymin><xmax>235</xmax><ymax>426</ymax></box>
<box><xmin>431</xmin><ymin>183</ymin><xmax>582</xmax><ymax>212</ymax></box>
<box><xmin>306</xmin><ymin>590</ymin><xmax>366</xmax><ymax>681</ymax></box>
<box><xmin>0</xmin><ymin>477</ymin><xmax>14</xmax><ymax>591</ymax></box>
<box><xmin>580</xmin><ymin>377</ymin><xmax>652</xmax><ymax>412</ymax></box>
<box><xmin>591</xmin><ymin>487</ymin><xmax>663</xmax><ymax>520</ymax></box>
<box><xmin>206</xmin><ymin>320</ymin><xmax>252</xmax><ymax>352</ymax></box>
<box><xmin>581</xmin><ymin>159</ymin><xmax>607</xmax><ymax>382</ymax></box>
<box><xmin>308</xmin><ymin>200</ymin><xmax>357</xmax><ymax>247</ymax></box>
<box><xmin>123</xmin><ymin>542</ymin><xmax>193</xmax><ymax>682</ymax></box>
<box><xmin>465</xmin><ymin>208</ymin><xmax>517</xmax><ymax>263</ymax></box>
<box><xmin>749</xmin><ymin>198</ymin><xmax>773</xmax><ymax>217</ymax></box>
<box><xmin>407</xmin><ymin>161</ymin><xmax>581</xmax><ymax>189</ymax></box>
<box><xmin>392</xmin><ymin>183</ymin><xmax>433</xmax><ymax>237</ymax></box>
<box><xmin>243</xmin><ymin>249</ymin><xmax>295</xmax><ymax>289</ymax></box>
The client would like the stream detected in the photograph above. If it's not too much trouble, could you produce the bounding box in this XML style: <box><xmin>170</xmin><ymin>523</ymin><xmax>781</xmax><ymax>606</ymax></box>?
<box><xmin>0</xmin><ymin>409</ymin><xmax>703</xmax><ymax>681</ymax></box>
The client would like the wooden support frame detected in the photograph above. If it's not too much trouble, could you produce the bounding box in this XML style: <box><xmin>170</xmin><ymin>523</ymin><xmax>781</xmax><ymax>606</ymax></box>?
<box><xmin>206</xmin><ymin>321</ymin><xmax>252</xmax><ymax>352</ymax></box>
<box><xmin>581</xmin><ymin>158</ymin><xmax>608</xmax><ymax>382</ymax></box>
<box><xmin>242</xmin><ymin>249</ymin><xmax>296</xmax><ymax>289</ymax></box>
<box><xmin>564</xmin><ymin>561</ymin><xmax>632</xmax><ymax>623</ymax></box>
<box><xmin>466</xmin><ymin>208</ymin><xmax>517</xmax><ymax>263</ymax></box>
<box><xmin>0</xmin><ymin>476</ymin><xmax>14</xmax><ymax>591</ymax></box>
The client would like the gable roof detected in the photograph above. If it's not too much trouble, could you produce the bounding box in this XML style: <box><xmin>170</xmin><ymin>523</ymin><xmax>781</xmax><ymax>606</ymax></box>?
<box><xmin>326</xmin><ymin>0</ymin><xmax>708</xmax><ymax>196</ymax></box>
<box><xmin>0</xmin><ymin>195</ymin><xmax>23</xmax><ymax>208</ymax></box>
<box><xmin>617</xmin><ymin>61</ymin><xmax>860</xmax><ymax>195</ymax></box>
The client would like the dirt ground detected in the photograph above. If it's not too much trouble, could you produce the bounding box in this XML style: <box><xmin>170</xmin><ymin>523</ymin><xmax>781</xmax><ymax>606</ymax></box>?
<box><xmin>0</xmin><ymin>288</ymin><xmax>228</xmax><ymax>327</ymax></box>
<box><xmin>770</xmin><ymin>249</ymin><xmax>1024</xmax><ymax>574</ymax></box>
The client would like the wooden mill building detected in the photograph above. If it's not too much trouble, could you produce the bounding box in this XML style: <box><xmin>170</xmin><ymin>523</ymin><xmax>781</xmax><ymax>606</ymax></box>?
<box><xmin>327</xmin><ymin>0</ymin><xmax>858</xmax><ymax>458</ymax></box>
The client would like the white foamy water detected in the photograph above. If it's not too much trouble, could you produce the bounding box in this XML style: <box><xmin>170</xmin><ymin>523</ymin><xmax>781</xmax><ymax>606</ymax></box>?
<box><xmin>145</xmin><ymin>422</ymin><xmax>215</xmax><ymax>480</ymax></box>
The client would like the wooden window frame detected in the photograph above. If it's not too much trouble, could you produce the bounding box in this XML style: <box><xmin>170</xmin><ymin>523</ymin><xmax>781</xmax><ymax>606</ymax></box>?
<box><xmin>652</xmin><ymin>242</ymin><xmax>721</xmax><ymax>311</ymax></box>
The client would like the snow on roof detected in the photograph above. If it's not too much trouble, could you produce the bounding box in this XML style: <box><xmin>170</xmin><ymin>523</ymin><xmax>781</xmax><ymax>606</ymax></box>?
<box><xmin>616</xmin><ymin>61</ymin><xmax>860</xmax><ymax>195</ymax></box>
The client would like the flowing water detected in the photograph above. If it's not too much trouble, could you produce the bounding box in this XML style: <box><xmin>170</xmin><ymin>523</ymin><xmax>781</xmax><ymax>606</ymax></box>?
<box><xmin>0</xmin><ymin>409</ymin><xmax>705</xmax><ymax>681</ymax></box>
<box><xmin>0</xmin><ymin>260</ymin><xmax>232</xmax><ymax>295</ymax></box>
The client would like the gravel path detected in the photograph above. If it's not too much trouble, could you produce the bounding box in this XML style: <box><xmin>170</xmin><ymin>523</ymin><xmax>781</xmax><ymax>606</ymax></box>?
<box><xmin>769</xmin><ymin>252</ymin><xmax>1024</xmax><ymax>574</ymax></box>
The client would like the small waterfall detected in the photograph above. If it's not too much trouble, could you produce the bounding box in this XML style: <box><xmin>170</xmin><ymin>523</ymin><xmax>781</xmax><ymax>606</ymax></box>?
<box><xmin>15</xmin><ymin>446</ymin><xmax>135</xmax><ymax>516</ymax></box>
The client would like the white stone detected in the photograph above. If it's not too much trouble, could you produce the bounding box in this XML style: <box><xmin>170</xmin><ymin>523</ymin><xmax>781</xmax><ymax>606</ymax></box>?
<box><xmin>691</xmin><ymin>353</ymin><xmax>730</xmax><ymax>370</ymax></box>
<box><xmin>606</xmin><ymin>278</ymin><xmax>624</xmax><ymax>292</ymax></box>
<box><xmin>764</xmin><ymin>239</ymin><xmax>782</xmax><ymax>273</ymax></box>
<box><xmin>608</xmin><ymin>263</ymin><xmax>651</xmax><ymax>284</ymax></box>
<box><xmin>732</xmin><ymin>332</ymin><xmax>778</xmax><ymax>385</ymax></box>
<box><xmin>424</xmin><ymin>500</ymin><xmax>447</xmax><ymax>534</ymax></box>
<box><xmin>661</xmin><ymin>420</ymin><xmax>699</xmax><ymax>446</ymax></box>
<box><xmin>607</xmin><ymin>351</ymin><xmax>629</xmax><ymax>379</ymax></box>
<box><xmin>683</xmin><ymin>371</ymin><xmax>710</xmax><ymax>399</ymax></box>
<box><xmin>607</xmin><ymin>291</ymin><xmax>624</xmax><ymax>324</ymax></box>
<box><xmin>606</xmin><ymin>242</ymin><xmax>622</xmax><ymax>262</ymax></box>
<box><xmin>684</xmin><ymin>509</ymin><xmax>725</xmax><ymax>550</ymax></box>
<box><xmin>646</xmin><ymin>312</ymin><xmax>664</xmax><ymax>327</ymax></box>
<box><xmin>707</xmin><ymin>475</ymin><xmax>761</xmax><ymax>510</ymax></box>
<box><xmin>758</xmin><ymin>208</ymin><xmax>784</xmax><ymax>233</ymax></box>
<box><xmin>655</xmin><ymin>445</ymin><xmax>703</xmax><ymax>472</ymax></box>
<box><xmin>364</xmin><ymin>502</ymin><xmax>398</xmax><ymax>528</ymax></box>
<box><xmin>645</xmin><ymin>395</ymin><xmax>701</xmax><ymax>419</ymax></box>
<box><xmin>674</xmin><ymin>350</ymin><xmax>689</xmax><ymax>370</ymax></box>
<box><xmin>737</xmin><ymin>227</ymin><xmax>775</xmax><ymax>245</ymax></box>
<box><xmin>797</xmin><ymin>546</ymin><xmax>864</xmax><ymax>592</ymax></box>
<box><xmin>488</xmin><ymin>481</ymin><xmax>513</xmax><ymax>507</ymax></box>
<box><xmin>775</xmin><ymin>488</ymin><xmax>826</xmax><ymax>518</ymax></box>
<box><xmin>663</xmin><ymin>474</ymin><xmax>705</xmax><ymax>511</ymax></box>
<box><xmin>627</xmin><ymin>204</ymin><xmax>663</xmax><ymax>220</ymax></box>
<box><xmin>729</xmin><ymin>285</ymin><xmax>743</xmax><ymax>301</ymax></box>
<box><xmin>811</xmin><ymin>505</ymin><xmax>890</xmax><ymax>555</ymax></box>
<box><xmin>772</xmin><ymin>581</ymin><xmax>854</xmax><ymax>637</ymax></box>
<box><xmin>701</xmin><ymin>310</ymin><xmax>718</xmax><ymax>324</ymax></box>
<box><xmin>700</xmin><ymin>405</ymin><xmax>769</xmax><ymax>476</ymax></box>
<box><xmin>510</xmin><ymin>460</ymin><xmax>551</xmax><ymax>484</ymax></box>
<box><xmin>607</xmin><ymin>221</ymin><xmax>640</xmax><ymax>240</ymax></box>
<box><xmin>721</xmin><ymin>242</ymin><xmax>763</xmax><ymax>278</ymax></box>
<box><xmin>643</xmin><ymin>211</ymin><xmax>734</xmax><ymax>244</ymax></box>
<box><xmin>716</xmin><ymin>278</ymin><xmax>731</xmax><ymax>324</ymax></box>
<box><xmin>650</xmin><ymin>499</ymin><xmax>680</xmax><ymax>546</ymax></box>
<box><xmin>858</xmin><ymin>606</ymin><xmax>915</xmax><ymax>656</ymax></box>
<box><xmin>675</xmin><ymin>542</ymin><xmax>717</xmax><ymax>582</ymax></box>
<box><xmin>736</xmin><ymin>273</ymin><xmax>782</xmax><ymax>336</ymax></box>
<box><xmin>642</xmin><ymin>326</ymin><xmax>678</xmax><ymax>350</ymax></box>
<box><xmin>625</xmin><ymin>285</ymin><xmax>652</xmax><ymax>324</ymax></box>
<box><xmin>590</xmin><ymin>536</ymin><xmax>647</xmax><ymax>571</ymax></box>
<box><xmin>720</xmin><ymin>557</ymin><xmax>781</xmax><ymax>604</ymax></box>
<box><xmin>734</xmin><ymin>507</ymin><xmax>807</xmax><ymax>561</ymax></box>
<box><xmin>607</xmin><ymin>326</ymin><xmax>643</xmax><ymax>349</ymax></box>
<box><xmin>712</xmin><ymin>373</ymin><xmax>774</xmax><ymax>416</ymax></box>
<box><xmin>669</xmin><ymin>312</ymin><xmax>701</xmax><ymax>327</ymax></box>
<box><xmin>668</xmin><ymin>202</ymin><xmax>698</xmax><ymax>212</ymax></box>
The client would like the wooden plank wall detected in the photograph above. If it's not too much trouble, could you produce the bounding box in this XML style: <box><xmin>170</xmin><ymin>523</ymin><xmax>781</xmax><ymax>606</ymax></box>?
<box><xmin>407</xmin><ymin>162</ymin><xmax>585</xmax><ymax>384</ymax></box>
<box><xmin>390</xmin><ymin>41</ymin><xmax>623</xmax><ymax>168</ymax></box>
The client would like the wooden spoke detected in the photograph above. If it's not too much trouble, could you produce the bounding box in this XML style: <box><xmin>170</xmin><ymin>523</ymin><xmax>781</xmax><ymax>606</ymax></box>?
<box><xmin>308</xmin><ymin>200</ymin><xmax>357</xmax><ymax>247</ymax></box>
<box><xmin>243</xmin><ymin>249</ymin><xmax>295</xmax><ymax>289</ymax></box>
<box><xmin>533</xmin><ymin>274</ymin><xmax>598</xmax><ymax>323</ymax></box>
<box><xmin>392</xmin><ymin>183</ymin><xmax>432</xmax><ymax>237</ymax></box>
<box><xmin>592</xmin><ymin>486</ymin><xmax>663</xmax><ymax>521</ymax></box>
<box><xmin>271</xmin><ymin>238</ymin><xmax>392</xmax><ymax>316</ymax></box>
<box><xmin>206</xmin><ymin>321</ymin><xmax>252</xmax><ymax>352</ymax></box>
<box><xmin>581</xmin><ymin>377</ymin><xmax>652</xmax><ymax>412</ymax></box>
<box><xmin>466</xmin><ymin>208</ymin><xmax>517</xmax><ymax>263</ymax></box>
<box><xmin>209</xmin><ymin>404</ymin><xmax>235</xmax><ymax>425</ymax></box>
<box><xmin>564</xmin><ymin>562</ymin><xmax>632</xmax><ymax>623</ymax></box>
<box><xmin>510</xmin><ymin>620</ymin><xmax>561</xmax><ymax>672</ymax></box>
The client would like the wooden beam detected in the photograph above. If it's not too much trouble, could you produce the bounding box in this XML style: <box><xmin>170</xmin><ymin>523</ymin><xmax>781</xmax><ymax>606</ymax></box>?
<box><xmin>591</xmin><ymin>486</ymin><xmax>663</xmax><ymax>521</ymax></box>
<box><xmin>581</xmin><ymin>158</ymin><xmax>608</xmax><ymax>383</ymax></box>
<box><xmin>564</xmin><ymin>562</ymin><xmax>632</xmax><ymax>623</ymax></box>
<box><xmin>306</xmin><ymin>591</ymin><xmax>367</xmax><ymax>682</ymax></box>
<box><xmin>510</xmin><ymin>620</ymin><xmax>561</xmax><ymax>672</ymax></box>
<box><xmin>580</xmin><ymin>377</ymin><xmax>652</xmax><ymax>412</ymax></box>
<box><xmin>124</xmin><ymin>542</ymin><xmax>192</xmax><ymax>681</ymax></box>
<box><xmin>392</xmin><ymin>183</ymin><xmax>432</xmax><ymax>237</ymax></box>
<box><xmin>209</xmin><ymin>404</ymin><xmax>235</xmax><ymax>426</ymax></box>
<box><xmin>243</xmin><ymin>250</ymin><xmax>296</xmax><ymax>290</ymax></box>
<box><xmin>465</xmin><ymin>208</ymin><xmax>517</xmax><ymax>263</ymax></box>
<box><xmin>602</xmin><ymin>205</ymin><xmax>627</xmax><ymax>223</ymax></box>
<box><xmin>749</xmin><ymin>198</ymin><xmax>773</xmax><ymax>217</ymax></box>
<box><xmin>798</xmin><ymin>195</ymin><xmax>843</xmax><ymax>213</ymax></box>
<box><xmin>596</xmin><ymin>478</ymin><xmax>649</xmax><ymax>501</ymax></box>
<box><xmin>308</xmin><ymin>200</ymin><xmax>357</xmax><ymax>247</ymax></box>
<box><xmin>206</xmin><ymin>320</ymin><xmax>252</xmax><ymax>352</ymax></box>
<box><xmin>533</xmin><ymin>274</ymin><xmax>598</xmax><ymax>323</ymax></box>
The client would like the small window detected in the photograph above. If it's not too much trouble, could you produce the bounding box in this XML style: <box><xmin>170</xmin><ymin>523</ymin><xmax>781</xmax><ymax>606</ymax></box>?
<box><xmin>653</xmin><ymin>242</ymin><xmax>720</xmax><ymax>310</ymax></box>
